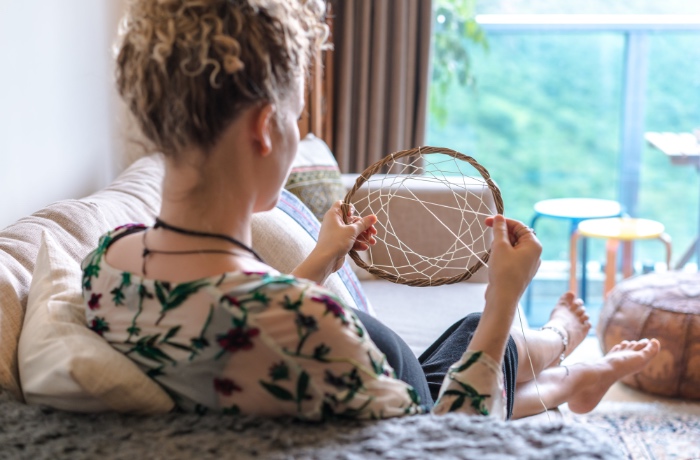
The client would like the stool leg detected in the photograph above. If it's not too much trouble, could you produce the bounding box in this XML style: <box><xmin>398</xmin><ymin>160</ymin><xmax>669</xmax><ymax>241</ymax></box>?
<box><xmin>571</xmin><ymin>219</ymin><xmax>587</xmax><ymax>302</ymax></box>
<box><xmin>658</xmin><ymin>232</ymin><xmax>672</xmax><ymax>270</ymax></box>
<box><xmin>581</xmin><ymin>237</ymin><xmax>588</xmax><ymax>301</ymax></box>
<box><xmin>569</xmin><ymin>230</ymin><xmax>580</xmax><ymax>295</ymax></box>
<box><xmin>622</xmin><ymin>241</ymin><xmax>634</xmax><ymax>279</ymax></box>
<box><xmin>605</xmin><ymin>239</ymin><xmax>619</xmax><ymax>297</ymax></box>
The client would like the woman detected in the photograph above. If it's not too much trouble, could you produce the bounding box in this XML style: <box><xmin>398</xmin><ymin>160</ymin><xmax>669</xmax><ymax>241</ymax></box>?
<box><xmin>82</xmin><ymin>0</ymin><xmax>659</xmax><ymax>420</ymax></box>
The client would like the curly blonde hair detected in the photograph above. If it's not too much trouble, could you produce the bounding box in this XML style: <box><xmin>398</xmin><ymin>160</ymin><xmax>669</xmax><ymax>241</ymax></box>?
<box><xmin>116</xmin><ymin>0</ymin><xmax>328</xmax><ymax>157</ymax></box>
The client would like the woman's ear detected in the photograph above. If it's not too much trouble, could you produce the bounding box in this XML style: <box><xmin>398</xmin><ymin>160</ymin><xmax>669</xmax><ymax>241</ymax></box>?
<box><xmin>252</xmin><ymin>104</ymin><xmax>275</xmax><ymax>157</ymax></box>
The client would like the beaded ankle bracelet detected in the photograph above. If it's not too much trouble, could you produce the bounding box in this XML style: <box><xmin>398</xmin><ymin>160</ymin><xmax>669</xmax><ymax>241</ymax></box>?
<box><xmin>540</xmin><ymin>325</ymin><xmax>568</xmax><ymax>366</ymax></box>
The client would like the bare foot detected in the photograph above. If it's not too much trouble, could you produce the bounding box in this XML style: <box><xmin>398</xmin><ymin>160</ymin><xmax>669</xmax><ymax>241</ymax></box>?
<box><xmin>542</xmin><ymin>292</ymin><xmax>591</xmax><ymax>365</ymax></box>
<box><xmin>567</xmin><ymin>338</ymin><xmax>661</xmax><ymax>414</ymax></box>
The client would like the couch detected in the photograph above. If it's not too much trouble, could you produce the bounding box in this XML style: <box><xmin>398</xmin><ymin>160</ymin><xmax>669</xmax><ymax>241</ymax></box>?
<box><xmin>0</xmin><ymin>148</ymin><xmax>623</xmax><ymax>459</ymax></box>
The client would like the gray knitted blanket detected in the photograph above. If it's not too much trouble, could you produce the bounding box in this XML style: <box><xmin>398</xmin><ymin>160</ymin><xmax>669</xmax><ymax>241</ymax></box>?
<box><xmin>0</xmin><ymin>392</ymin><xmax>623</xmax><ymax>460</ymax></box>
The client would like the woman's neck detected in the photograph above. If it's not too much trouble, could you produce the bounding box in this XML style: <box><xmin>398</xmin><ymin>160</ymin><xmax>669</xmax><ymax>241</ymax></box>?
<box><xmin>159</xmin><ymin>151</ymin><xmax>254</xmax><ymax>246</ymax></box>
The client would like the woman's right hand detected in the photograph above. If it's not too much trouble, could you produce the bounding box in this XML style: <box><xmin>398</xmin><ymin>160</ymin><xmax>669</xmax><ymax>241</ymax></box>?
<box><xmin>484</xmin><ymin>215</ymin><xmax>542</xmax><ymax>304</ymax></box>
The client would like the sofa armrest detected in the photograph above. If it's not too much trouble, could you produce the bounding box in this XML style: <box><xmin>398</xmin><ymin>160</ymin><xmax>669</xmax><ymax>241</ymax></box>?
<box><xmin>342</xmin><ymin>174</ymin><xmax>496</xmax><ymax>284</ymax></box>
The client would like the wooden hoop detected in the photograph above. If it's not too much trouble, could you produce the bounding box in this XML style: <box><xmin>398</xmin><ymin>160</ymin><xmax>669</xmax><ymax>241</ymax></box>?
<box><xmin>342</xmin><ymin>146</ymin><xmax>504</xmax><ymax>287</ymax></box>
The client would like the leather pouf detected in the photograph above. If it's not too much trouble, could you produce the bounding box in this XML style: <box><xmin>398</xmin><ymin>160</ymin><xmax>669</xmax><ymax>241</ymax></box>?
<box><xmin>597</xmin><ymin>271</ymin><xmax>700</xmax><ymax>399</ymax></box>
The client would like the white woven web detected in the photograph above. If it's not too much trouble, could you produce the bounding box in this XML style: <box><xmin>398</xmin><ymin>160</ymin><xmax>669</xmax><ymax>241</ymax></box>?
<box><xmin>351</xmin><ymin>153</ymin><xmax>496</xmax><ymax>283</ymax></box>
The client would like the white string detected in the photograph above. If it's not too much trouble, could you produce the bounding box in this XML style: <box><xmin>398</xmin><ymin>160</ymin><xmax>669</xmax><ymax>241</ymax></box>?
<box><xmin>516</xmin><ymin>307</ymin><xmax>551</xmax><ymax>421</ymax></box>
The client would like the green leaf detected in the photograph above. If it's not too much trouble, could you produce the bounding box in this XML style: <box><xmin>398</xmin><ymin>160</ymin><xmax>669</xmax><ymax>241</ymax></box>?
<box><xmin>407</xmin><ymin>387</ymin><xmax>421</xmax><ymax>405</ymax></box>
<box><xmin>367</xmin><ymin>351</ymin><xmax>384</xmax><ymax>376</ymax></box>
<box><xmin>296</xmin><ymin>371</ymin><xmax>310</xmax><ymax>403</ymax></box>
<box><xmin>84</xmin><ymin>264</ymin><xmax>100</xmax><ymax>278</ymax></box>
<box><xmin>162</xmin><ymin>325</ymin><xmax>182</xmax><ymax>342</ymax></box>
<box><xmin>441</xmin><ymin>389</ymin><xmax>465</xmax><ymax>397</ymax></box>
<box><xmin>223</xmin><ymin>405</ymin><xmax>241</xmax><ymax>416</ymax></box>
<box><xmin>129</xmin><ymin>335</ymin><xmax>176</xmax><ymax>364</ymax></box>
<box><xmin>154</xmin><ymin>282</ymin><xmax>168</xmax><ymax>306</ymax></box>
<box><xmin>354</xmin><ymin>321</ymin><xmax>365</xmax><ymax>338</ymax></box>
<box><xmin>155</xmin><ymin>280</ymin><xmax>209</xmax><ymax>324</ymax></box>
<box><xmin>147</xmin><ymin>366</ymin><xmax>165</xmax><ymax>378</ymax></box>
<box><xmin>320</xmin><ymin>401</ymin><xmax>335</xmax><ymax>421</ymax></box>
<box><xmin>259</xmin><ymin>381</ymin><xmax>294</xmax><ymax>401</ymax></box>
<box><xmin>121</xmin><ymin>272</ymin><xmax>132</xmax><ymax>286</ymax></box>
<box><xmin>82</xmin><ymin>264</ymin><xmax>101</xmax><ymax>289</ymax></box>
<box><xmin>166</xmin><ymin>342</ymin><xmax>195</xmax><ymax>353</ymax></box>
<box><xmin>450</xmin><ymin>351</ymin><xmax>482</xmax><ymax>373</ymax></box>
<box><xmin>454</xmin><ymin>380</ymin><xmax>482</xmax><ymax>398</ymax></box>
<box><xmin>138</xmin><ymin>284</ymin><xmax>152</xmax><ymax>299</ymax></box>
<box><xmin>110</xmin><ymin>287</ymin><xmax>125</xmax><ymax>306</ymax></box>
<box><xmin>449</xmin><ymin>395</ymin><xmax>466</xmax><ymax>412</ymax></box>
<box><xmin>282</xmin><ymin>294</ymin><xmax>303</xmax><ymax>311</ymax></box>
<box><xmin>251</xmin><ymin>291</ymin><xmax>271</xmax><ymax>305</ymax></box>
<box><xmin>313</xmin><ymin>344</ymin><xmax>331</xmax><ymax>361</ymax></box>
<box><xmin>471</xmin><ymin>397</ymin><xmax>489</xmax><ymax>416</ymax></box>
<box><xmin>270</xmin><ymin>363</ymin><xmax>290</xmax><ymax>381</ymax></box>
<box><xmin>163</xmin><ymin>280</ymin><xmax>210</xmax><ymax>311</ymax></box>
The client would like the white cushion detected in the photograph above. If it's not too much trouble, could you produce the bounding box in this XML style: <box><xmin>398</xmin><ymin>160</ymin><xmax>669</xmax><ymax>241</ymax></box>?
<box><xmin>17</xmin><ymin>231</ymin><xmax>174</xmax><ymax>413</ymax></box>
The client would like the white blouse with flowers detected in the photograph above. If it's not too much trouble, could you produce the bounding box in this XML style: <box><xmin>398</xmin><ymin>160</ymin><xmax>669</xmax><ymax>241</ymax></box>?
<box><xmin>82</xmin><ymin>225</ymin><xmax>506</xmax><ymax>420</ymax></box>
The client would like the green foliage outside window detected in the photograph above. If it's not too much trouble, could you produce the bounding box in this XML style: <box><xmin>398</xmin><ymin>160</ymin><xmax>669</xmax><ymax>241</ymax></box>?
<box><xmin>430</xmin><ymin>0</ymin><xmax>487</xmax><ymax>126</ymax></box>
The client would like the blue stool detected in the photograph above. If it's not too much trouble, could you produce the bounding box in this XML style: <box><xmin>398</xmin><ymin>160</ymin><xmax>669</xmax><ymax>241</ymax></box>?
<box><xmin>524</xmin><ymin>198</ymin><xmax>623</xmax><ymax>315</ymax></box>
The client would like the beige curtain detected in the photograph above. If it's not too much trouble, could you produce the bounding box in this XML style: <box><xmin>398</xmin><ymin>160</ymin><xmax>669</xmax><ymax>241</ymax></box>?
<box><xmin>331</xmin><ymin>0</ymin><xmax>433</xmax><ymax>173</ymax></box>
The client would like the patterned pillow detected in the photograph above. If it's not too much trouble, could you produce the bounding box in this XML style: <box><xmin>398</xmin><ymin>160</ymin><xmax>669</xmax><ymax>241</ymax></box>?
<box><xmin>285</xmin><ymin>134</ymin><xmax>345</xmax><ymax>221</ymax></box>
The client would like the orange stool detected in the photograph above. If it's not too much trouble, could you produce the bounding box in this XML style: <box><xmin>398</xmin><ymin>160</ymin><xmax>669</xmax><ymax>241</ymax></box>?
<box><xmin>569</xmin><ymin>218</ymin><xmax>672</xmax><ymax>297</ymax></box>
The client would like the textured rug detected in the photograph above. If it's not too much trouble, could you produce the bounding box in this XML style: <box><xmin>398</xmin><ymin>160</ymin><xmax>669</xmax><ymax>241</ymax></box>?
<box><xmin>562</xmin><ymin>402</ymin><xmax>700</xmax><ymax>460</ymax></box>
<box><xmin>0</xmin><ymin>391</ymin><xmax>625</xmax><ymax>460</ymax></box>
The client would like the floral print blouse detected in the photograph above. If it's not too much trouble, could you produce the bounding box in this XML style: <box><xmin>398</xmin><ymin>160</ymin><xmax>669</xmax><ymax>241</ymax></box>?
<box><xmin>82</xmin><ymin>225</ymin><xmax>506</xmax><ymax>420</ymax></box>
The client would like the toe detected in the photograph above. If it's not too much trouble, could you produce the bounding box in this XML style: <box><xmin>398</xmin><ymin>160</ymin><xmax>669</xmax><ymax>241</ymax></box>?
<box><xmin>638</xmin><ymin>339</ymin><xmax>661</xmax><ymax>359</ymax></box>
<box><xmin>647</xmin><ymin>338</ymin><xmax>661</xmax><ymax>353</ymax></box>
<box><xmin>561</xmin><ymin>292</ymin><xmax>575</xmax><ymax>303</ymax></box>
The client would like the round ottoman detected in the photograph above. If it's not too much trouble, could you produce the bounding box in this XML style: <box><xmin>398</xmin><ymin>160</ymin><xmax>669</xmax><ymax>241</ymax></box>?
<box><xmin>597</xmin><ymin>271</ymin><xmax>700</xmax><ymax>399</ymax></box>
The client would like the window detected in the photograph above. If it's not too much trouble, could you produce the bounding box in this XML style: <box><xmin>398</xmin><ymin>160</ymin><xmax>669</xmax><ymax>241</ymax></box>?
<box><xmin>428</xmin><ymin>3</ymin><xmax>700</xmax><ymax>326</ymax></box>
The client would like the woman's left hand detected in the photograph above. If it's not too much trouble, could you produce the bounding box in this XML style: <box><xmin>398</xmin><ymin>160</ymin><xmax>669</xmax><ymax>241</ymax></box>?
<box><xmin>292</xmin><ymin>201</ymin><xmax>377</xmax><ymax>284</ymax></box>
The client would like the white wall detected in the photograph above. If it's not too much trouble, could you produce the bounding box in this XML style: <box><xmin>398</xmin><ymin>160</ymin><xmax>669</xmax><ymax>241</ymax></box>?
<box><xmin>0</xmin><ymin>0</ymin><xmax>127</xmax><ymax>229</ymax></box>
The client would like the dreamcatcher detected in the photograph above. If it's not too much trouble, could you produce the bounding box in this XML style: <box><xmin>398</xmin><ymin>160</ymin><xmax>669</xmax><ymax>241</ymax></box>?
<box><xmin>342</xmin><ymin>146</ymin><xmax>503</xmax><ymax>286</ymax></box>
<box><xmin>343</xmin><ymin>146</ymin><xmax>550</xmax><ymax>418</ymax></box>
